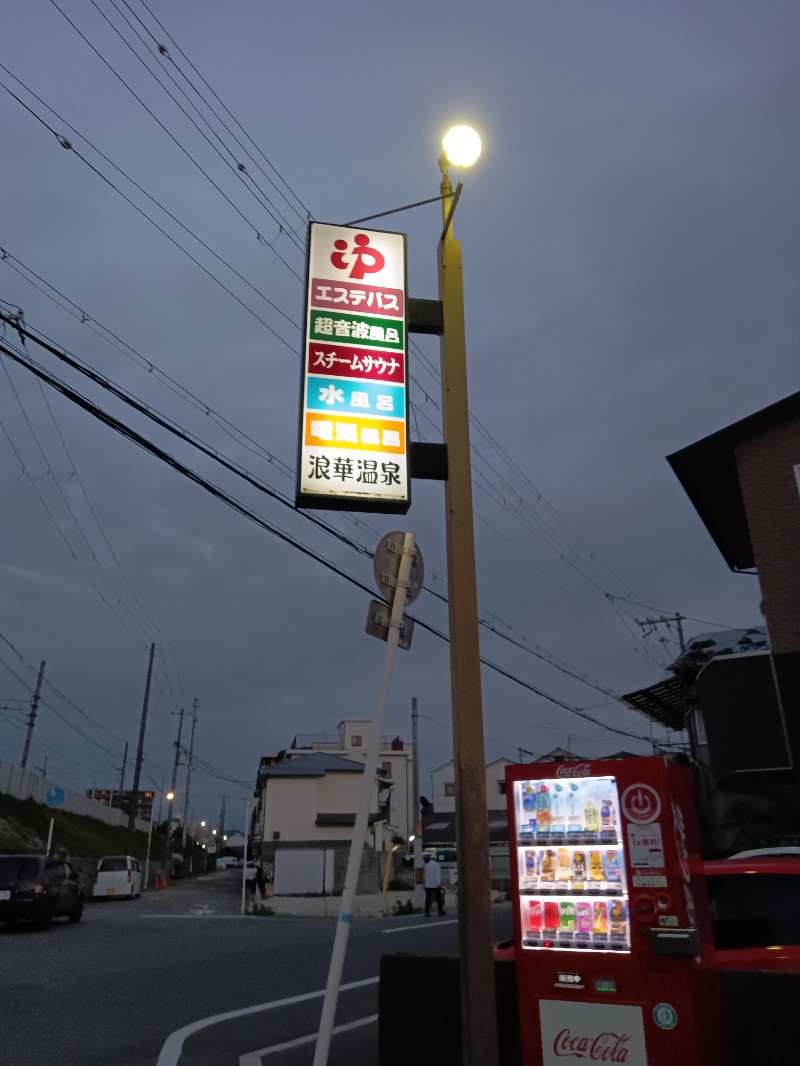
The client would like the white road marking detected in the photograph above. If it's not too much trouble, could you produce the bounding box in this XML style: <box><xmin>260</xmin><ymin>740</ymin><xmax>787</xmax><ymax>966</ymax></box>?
<box><xmin>238</xmin><ymin>1013</ymin><xmax>379</xmax><ymax>1064</ymax></box>
<box><xmin>381</xmin><ymin>918</ymin><xmax>459</xmax><ymax>933</ymax></box>
<box><xmin>139</xmin><ymin>914</ymin><xmax>289</xmax><ymax>920</ymax></box>
<box><xmin>155</xmin><ymin>976</ymin><xmax>379</xmax><ymax>1066</ymax></box>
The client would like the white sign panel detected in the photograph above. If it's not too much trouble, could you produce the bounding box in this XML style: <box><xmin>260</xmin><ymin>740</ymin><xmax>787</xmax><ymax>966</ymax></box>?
<box><xmin>540</xmin><ymin>1000</ymin><xmax>648</xmax><ymax>1065</ymax></box>
<box><xmin>296</xmin><ymin>222</ymin><xmax>410</xmax><ymax>513</ymax></box>
<box><xmin>627</xmin><ymin>823</ymin><xmax>665</xmax><ymax>869</ymax></box>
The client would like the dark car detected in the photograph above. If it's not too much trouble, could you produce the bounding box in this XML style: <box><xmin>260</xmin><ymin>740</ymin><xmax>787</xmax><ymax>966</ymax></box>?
<box><xmin>0</xmin><ymin>854</ymin><xmax>85</xmax><ymax>930</ymax></box>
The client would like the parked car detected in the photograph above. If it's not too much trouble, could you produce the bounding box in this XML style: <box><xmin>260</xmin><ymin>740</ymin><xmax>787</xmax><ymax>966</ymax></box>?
<box><xmin>216</xmin><ymin>855</ymin><xmax>239</xmax><ymax>869</ymax></box>
<box><xmin>705</xmin><ymin>857</ymin><xmax>800</xmax><ymax>970</ymax></box>
<box><xmin>0</xmin><ymin>853</ymin><xmax>84</xmax><ymax>929</ymax></box>
<box><xmin>93</xmin><ymin>855</ymin><xmax>142</xmax><ymax>900</ymax></box>
<box><xmin>494</xmin><ymin>858</ymin><xmax>800</xmax><ymax>971</ymax></box>
<box><xmin>244</xmin><ymin>860</ymin><xmax>258</xmax><ymax>882</ymax></box>
<box><xmin>727</xmin><ymin>847</ymin><xmax>800</xmax><ymax>860</ymax></box>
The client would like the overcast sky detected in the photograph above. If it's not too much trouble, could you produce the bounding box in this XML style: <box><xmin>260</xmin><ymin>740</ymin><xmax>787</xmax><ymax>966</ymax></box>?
<box><xmin>1</xmin><ymin>1</ymin><xmax>797</xmax><ymax>827</ymax></box>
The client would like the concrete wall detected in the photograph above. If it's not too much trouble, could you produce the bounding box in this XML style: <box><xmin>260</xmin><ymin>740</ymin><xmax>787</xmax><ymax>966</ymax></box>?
<box><xmin>273</xmin><ymin>845</ymin><xmax>382</xmax><ymax>895</ymax></box>
<box><xmin>0</xmin><ymin>761</ymin><xmax>149</xmax><ymax>833</ymax></box>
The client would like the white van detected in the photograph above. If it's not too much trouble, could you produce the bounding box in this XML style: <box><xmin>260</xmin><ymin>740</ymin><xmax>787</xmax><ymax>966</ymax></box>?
<box><xmin>93</xmin><ymin>855</ymin><xmax>142</xmax><ymax>899</ymax></box>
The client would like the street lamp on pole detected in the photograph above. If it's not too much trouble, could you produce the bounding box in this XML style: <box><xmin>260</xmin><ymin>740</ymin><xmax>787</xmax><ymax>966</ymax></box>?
<box><xmin>145</xmin><ymin>790</ymin><xmax>174</xmax><ymax>891</ymax></box>
<box><xmin>437</xmin><ymin>124</ymin><xmax>499</xmax><ymax>1066</ymax></box>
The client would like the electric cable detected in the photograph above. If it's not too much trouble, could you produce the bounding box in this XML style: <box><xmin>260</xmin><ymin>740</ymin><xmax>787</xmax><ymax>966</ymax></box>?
<box><xmin>0</xmin><ymin>337</ymin><xmax>655</xmax><ymax>745</ymax></box>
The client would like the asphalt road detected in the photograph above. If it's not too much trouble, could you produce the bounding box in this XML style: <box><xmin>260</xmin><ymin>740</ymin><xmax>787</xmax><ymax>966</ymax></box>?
<box><xmin>2</xmin><ymin>870</ymin><xmax>513</xmax><ymax>1066</ymax></box>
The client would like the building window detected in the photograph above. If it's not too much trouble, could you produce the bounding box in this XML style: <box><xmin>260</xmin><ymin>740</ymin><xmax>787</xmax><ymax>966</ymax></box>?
<box><xmin>380</xmin><ymin>762</ymin><xmax>392</xmax><ymax>777</ymax></box>
<box><xmin>351</xmin><ymin>735</ymin><xmax>362</xmax><ymax>747</ymax></box>
<box><xmin>444</xmin><ymin>783</ymin><xmax>455</xmax><ymax>797</ymax></box>
<box><xmin>497</xmin><ymin>781</ymin><xmax>506</xmax><ymax>795</ymax></box>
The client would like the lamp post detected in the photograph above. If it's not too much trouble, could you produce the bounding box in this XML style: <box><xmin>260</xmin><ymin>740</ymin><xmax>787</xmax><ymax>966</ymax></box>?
<box><xmin>437</xmin><ymin>124</ymin><xmax>499</xmax><ymax>1066</ymax></box>
<box><xmin>146</xmin><ymin>789</ymin><xmax>174</xmax><ymax>890</ymax></box>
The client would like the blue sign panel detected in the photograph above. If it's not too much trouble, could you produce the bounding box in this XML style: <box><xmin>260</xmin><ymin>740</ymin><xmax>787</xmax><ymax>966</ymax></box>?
<box><xmin>44</xmin><ymin>787</ymin><xmax>66</xmax><ymax>809</ymax></box>
<box><xmin>305</xmin><ymin>377</ymin><xmax>405</xmax><ymax>420</ymax></box>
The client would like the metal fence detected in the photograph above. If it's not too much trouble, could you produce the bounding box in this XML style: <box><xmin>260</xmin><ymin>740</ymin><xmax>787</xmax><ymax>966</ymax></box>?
<box><xmin>0</xmin><ymin>761</ymin><xmax>149</xmax><ymax>833</ymax></box>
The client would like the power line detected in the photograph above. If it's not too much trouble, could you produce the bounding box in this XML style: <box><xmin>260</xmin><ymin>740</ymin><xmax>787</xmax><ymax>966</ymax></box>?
<box><xmin>0</xmin><ymin>75</ymin><xmax>300</xmax><ymax>351</ymax></box>
<box><xmin>2</xmin><ymin>311</ymin><xmax>634</xmax><ymax>705</ymax></box>
<box><xmin>134</xmin><ymin>0</ymin><xmax>313</xmax><ymax>223</ymax></box>
<box><xmin>0</xmin><ymin>336</ymin><xmax>653</xmax><ymax>745</ymax></box>
<box><xmin>45</xmin><ymin>0</ymin><xmax>304</xmax><ymax>281</ymax></box>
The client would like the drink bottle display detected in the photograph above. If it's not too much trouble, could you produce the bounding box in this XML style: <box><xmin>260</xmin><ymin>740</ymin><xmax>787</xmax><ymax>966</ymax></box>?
<box><xmin>541</xmin><ymin>850</ymin><xmax>556</xmax><ymax>881</ymax></box>
<box><xmin>528</xmin><ymin>899</ymin><xmax>542</xmax><ymax>933</ymax></box>
<box><xmin>524</xmin><ymin>849</ymin><xmax>538</xmax><ymax>879</ymax></box>
<box><xmin>543</xmin><ymin>901</ymin><xmax>561</xmax><ymax>934</ymax></box>
<box><xmin>609</xmin><ymin>898</ymin><xmax>627</xmax><ymax>937</ymax></box>
<box><xmin>567</xmin><ymin>785</ymin><xmax>583</xmax><ymax>834</ymax></box>
<box><xmin>576</xmin><ymin>901</ymin><xmax>593</xmax><ymax>936</ymax></box>
<box><xmin>572</xmin><ymin>850</ymin><xmax>587</xmax><ymax>881</ymax></box>
<box><xmin>556</xmin><ymin>848</ymin><xmax>572</xmax><ymax>880</ymax></box>
<box><xmin>550</xmin><ymin>784</ymin><xmax>567</xmax><ymax>833</ymax></box>
<box><xmin>511</xmin><ymin>772</ymin><xmax>630</xmax><ymax>953</ymax></box>
<box><xmin>536</xmin><ymin>785</ymin><xmax>552</xmax><ymax>830</ymax></box>
<box><xmin>604</xmin><ymin>849</ymin><xmax>621</xmax><ymax>882</ymax></box>
<box><xmin>589</xmin><ymin>850</ymin><xmax>604</xmax><ymax>881</ymax></box>
<box><xmin>584</xmin><ymin>797</ymin><xmax>600</xmax><ymax>833</ymax></box>
<box><xmin>559</xmin><ymin>901</ymin><xmax>576</xmax><ymax>934</ymax></box>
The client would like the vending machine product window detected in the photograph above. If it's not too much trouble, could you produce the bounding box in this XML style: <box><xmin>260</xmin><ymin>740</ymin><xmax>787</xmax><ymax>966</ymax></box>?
<box><xmin>513</xmin><ymin>774</ymin><xmax>630</xmax><ymax>952</ymax></box>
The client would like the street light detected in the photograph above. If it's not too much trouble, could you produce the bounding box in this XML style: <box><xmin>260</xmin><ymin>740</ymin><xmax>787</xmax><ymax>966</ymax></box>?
<box><xmin>145</xmin><ymin>789</ymin><xmax>174</xmax><ymax>891</ymax></box>
<box><xmin>436</xmin><ymin>124</ymin><xmax>498</xmax><ymax>1066</ymax></box>
<box><xmin>441</xmin><ymin>125</ymin><xmax>482</xmax><ymax>168</ymax></box>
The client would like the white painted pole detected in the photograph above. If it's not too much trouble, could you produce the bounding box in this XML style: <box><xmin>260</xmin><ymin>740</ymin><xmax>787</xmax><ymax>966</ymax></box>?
<box><xmin>45</xmin><ymin>816</ymin><xmax>54</xmax><ymax>856</ymax></box>
<box><xmin>313</xmin><ymin>531</ymin><xmax>416</xmax><ymax>1066</ymax></box>
<box><xmin>241</xmin><ymin>801</ymin><xmax>249</xmax><ymax>916</ymax></box>
<box><xmin>143</xmin><ymin>816</ymin><xmax>154</xmax><ymax>891</ymax></box>
<box><xmin>242</xmin><ymin>798</ymin><xmax>257</xmax><ymax>916</ymax></box>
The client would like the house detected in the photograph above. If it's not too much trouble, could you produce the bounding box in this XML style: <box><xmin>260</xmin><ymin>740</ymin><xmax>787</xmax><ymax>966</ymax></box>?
<box><xmin>667</xmin><ymin>390</ymin><xmax>800</xmax><ymax>784</ymax></box>
<box><xmin>431</xmin><ymin>757</ymin><xmax>514</xmax><ymax>815</ymax></box>
<box><xmin>257</xmin><ymin>717</ymin><xmax>414</xmax><ymax>839</ymax></box>
<box><xmin>254</xmin><ymin>751</ymin><xmax>389</xmax><ymax>853</ymax></box>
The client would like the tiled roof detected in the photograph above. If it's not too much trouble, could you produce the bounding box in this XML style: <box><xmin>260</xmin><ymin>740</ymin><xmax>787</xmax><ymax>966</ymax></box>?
<box><xmin>259</xmin><ymin>751</ymin><xmax>365</xmax><ymax>779</ymax></box>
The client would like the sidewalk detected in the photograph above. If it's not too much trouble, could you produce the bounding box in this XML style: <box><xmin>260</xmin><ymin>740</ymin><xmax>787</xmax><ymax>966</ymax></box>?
<box><xmin>252</xmin><ymin>887</ymin><xmax>464</xmax><ymax>918</ymax></box>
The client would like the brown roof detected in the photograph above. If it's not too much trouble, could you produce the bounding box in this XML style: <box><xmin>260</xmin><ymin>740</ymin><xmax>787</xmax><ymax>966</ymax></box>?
<box><xmin>667</xmin><ymin>389</ymin><xmax>800</xmax><ymax>571</ymax></box>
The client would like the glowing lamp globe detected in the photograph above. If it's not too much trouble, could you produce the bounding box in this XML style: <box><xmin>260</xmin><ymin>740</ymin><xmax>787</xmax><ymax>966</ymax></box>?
<box><xmin>442</xmin><ymin>126</ymin><xmax>481</xmax><ymax>168</ymax></box>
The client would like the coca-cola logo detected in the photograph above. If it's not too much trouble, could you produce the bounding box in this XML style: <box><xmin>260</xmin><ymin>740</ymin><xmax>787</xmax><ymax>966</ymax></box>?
<box><xmin>555</xmin><ymin>763</ymin><xmax>592</xmax><ymax>778</ymax></box>
<box><xmin>553</xmin><ymin>1028</ymin><xmax>630</xmax><ymax>1061</ymax></box>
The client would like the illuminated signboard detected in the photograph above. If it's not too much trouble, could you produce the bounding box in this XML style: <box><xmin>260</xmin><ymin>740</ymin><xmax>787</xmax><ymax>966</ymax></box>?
<box><xmin>296</xmin><ymin>222</ymin><xmax>410</xmax><ymax>513</ymax></box>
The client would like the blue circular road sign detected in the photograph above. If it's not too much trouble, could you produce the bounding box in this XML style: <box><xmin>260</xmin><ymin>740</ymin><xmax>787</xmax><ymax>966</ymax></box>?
<box><xmin>44</xmin><ymin>787</ymin><xmax>66</xmax><ymax>809</ymax></box>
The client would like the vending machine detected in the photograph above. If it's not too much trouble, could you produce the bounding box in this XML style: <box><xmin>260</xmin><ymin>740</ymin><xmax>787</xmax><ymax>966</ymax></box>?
<box><xmin>505</xmin><ymin>755</ymin><xmax>724</xmax><ymax>1066</ymax></box>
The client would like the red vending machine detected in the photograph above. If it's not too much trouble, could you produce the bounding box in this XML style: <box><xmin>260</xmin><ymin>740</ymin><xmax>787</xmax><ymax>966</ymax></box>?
<box><xmin>505</xmin><ymin>755</ymin><xmax>724</xmax><ymax>1066</ymax></box>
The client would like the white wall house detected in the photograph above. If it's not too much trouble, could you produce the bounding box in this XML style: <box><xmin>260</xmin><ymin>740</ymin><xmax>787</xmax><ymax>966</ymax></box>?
<box><xmin>256</xmin><ymin>751</ymin><xmax>389</xmax><ymax>852</ymax></box>
<box><xmin>431</xmin><ymin>757</ymin><xmax>514</xmax><ymax>814</ymax></box>
<box><xmin>261</xmin><ymin>717</ymin><xmax>415</xmax><ymax>840</ymax></box>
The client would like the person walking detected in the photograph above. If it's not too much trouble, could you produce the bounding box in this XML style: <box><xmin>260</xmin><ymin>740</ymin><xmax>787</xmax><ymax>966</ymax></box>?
<box><xmin>424</xmin><ymin>855</ymin><xmax>445</xmax><ymax>916</ymax></box>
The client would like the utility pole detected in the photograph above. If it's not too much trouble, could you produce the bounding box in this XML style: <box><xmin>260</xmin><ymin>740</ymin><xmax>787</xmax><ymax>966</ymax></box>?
<box><xmin>36</xmin><ymin>756</ymin><xmax>48</xmax><ymax>780</ymax></box>
<box><xmin>20</xmin><ymin>660</ymin><xmax>46</xmax><ymax>770</ymax></box>
<box><xmin>218</xmin><ymin>795</ymin><xmax>227</xmax><ymax>840</ymax></box>
<box><xmin>119</xmin><ymin>741</ymin><xmax>129</xmax><ymax>792</ymax></box>
<box><xmin>167</xmin><ymin>708</ymin><xmax>185</xmax><ymax>825</ymax></box>
<box><xmin>635</xmin><ymin>612</ymin><xmax>686</xmax><ymax>655</ymax></box>
<box><xmin>411</xmin><ymin>697</ymin><xmax>423</xmax><ymax>909</ymax></box>
<box><xmin>181</xmin><ymin>699</ymin><xmax>198</xmax><ymax>846</ymax></box>
<box><xmin>128</xmin><ymin>643</ymin><xmax>155</xmax><ymax>840</ymax></box>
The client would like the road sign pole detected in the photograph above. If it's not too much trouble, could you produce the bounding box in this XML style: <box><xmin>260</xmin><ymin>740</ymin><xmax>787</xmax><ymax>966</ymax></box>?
<box><xmin>45</xmin><ymin>815</ymin><xmax>55</xmax><ymax>857</ymax></box>
<box><xmin>313</xmin><ymin>531</ymin><xmax>417</xmax><ymax>1066</ymax></box>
